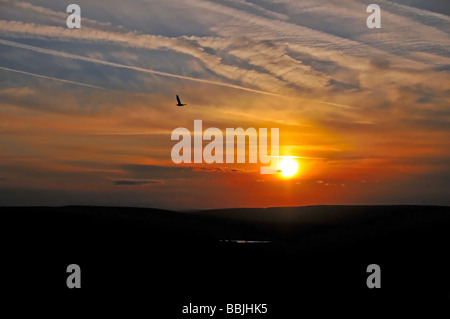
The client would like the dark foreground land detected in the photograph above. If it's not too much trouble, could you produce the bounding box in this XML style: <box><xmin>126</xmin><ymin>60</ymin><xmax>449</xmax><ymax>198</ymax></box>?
<box><xmin>2</xmin><ymin>205</ymin><xmax>450</xmax><ymax>315</ymax></box>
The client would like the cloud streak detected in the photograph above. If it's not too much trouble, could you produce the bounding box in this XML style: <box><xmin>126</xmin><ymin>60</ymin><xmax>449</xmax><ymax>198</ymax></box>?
<box><xmin>0</xmin><ymin>65</ymin><xmax>106</xmax><ymax>90</ymax></box>
<box><xmin>0</xmin><ymin>37</ymin><xmax>279</xmax><ymax>97</ymax></box>
<box><xmin>0</xmin><ymin>0</ymin><xmax>449</xmax><ymax>208</ymax></box>
<box><xmin>113</xmin><ymin>180</ymin><xmax>159</xmax><ymax>186</ymax></box>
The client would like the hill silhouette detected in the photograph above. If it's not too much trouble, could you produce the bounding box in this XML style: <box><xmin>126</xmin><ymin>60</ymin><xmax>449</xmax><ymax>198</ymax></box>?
<box><xmin>2</xmin><ymin>205</ymin><xmax>450</xmax><ymax>315</ymax></box>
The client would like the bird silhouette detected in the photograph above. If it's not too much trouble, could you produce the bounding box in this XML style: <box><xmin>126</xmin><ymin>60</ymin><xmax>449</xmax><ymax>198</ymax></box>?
<box><xmin>176</xmin><ymin>95</ymin><xmax>187</xmax><ymax>106</ymax></box>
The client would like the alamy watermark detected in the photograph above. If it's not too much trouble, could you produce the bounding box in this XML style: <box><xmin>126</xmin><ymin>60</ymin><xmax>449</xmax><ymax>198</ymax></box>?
<box><xmin>64</xmin><ymin>4</ymin><xmax>381</xmax><ymax>30</ymax></box>
<box><xmin>171</xmin><ymin>120</ymin><xmax>279</xmax><ymax>174</ymax></box>
<box><xmin>66</xmin><ymin>4</ymin><xmax>81</xmax><ymax>29</ymax></box>
<box><xmin>367</xmin><ymin>4</ymin><xmax>381</xmax><ymax>29</ymax></box>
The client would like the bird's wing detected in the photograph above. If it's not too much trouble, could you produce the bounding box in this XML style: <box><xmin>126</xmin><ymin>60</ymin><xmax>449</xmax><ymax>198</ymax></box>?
<box><xmin>176</xmin><ymin>95</ymin><xmax>181</xmax><ymax>104</ymax></box>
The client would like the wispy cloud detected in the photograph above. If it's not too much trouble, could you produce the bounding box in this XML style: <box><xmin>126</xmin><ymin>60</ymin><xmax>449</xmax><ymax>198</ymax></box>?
<box><xmin>0</xmin><ymin>65</ymin><xmax>106</xmax><ymax>90</ymax></box>
<box><xmin>113</xmin><ymin>179</ymin><xmax>160</xmax><ymax>186</ymax></box>
<box><xmin>0</xmin><ymin>37</ymin><xmax>279</xmax><ymax>96</ymax></box>
<box><xmin>0</xmin><ymin>0</ymin><xmax>449</xmax><ymax>208</ymax></box>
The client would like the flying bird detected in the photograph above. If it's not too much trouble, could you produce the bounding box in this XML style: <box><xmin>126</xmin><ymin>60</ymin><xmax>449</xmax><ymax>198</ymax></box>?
<box><xmin>176</xmin><ymin>95</ymin><xmax>187</xmax><ymax>106</ymax></box>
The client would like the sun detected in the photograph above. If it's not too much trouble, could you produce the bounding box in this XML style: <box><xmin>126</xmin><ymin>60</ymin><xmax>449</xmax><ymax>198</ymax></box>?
<box><xmin>279</xmin><ymin>157</ymin><xmax>299</xmax><ymax>178</ymax></box>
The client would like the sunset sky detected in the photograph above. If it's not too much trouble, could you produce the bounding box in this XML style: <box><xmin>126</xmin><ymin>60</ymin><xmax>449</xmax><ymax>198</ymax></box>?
<box><xmin>0</xmin><ymin>0</ymin><xmax>449</xmax><ymax>209</ymax></box>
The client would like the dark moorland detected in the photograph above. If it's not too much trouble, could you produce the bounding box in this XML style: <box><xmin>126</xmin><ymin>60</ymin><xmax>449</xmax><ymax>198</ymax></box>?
<box><xmin>2</xmin><ymin>205</ymin><xmax>450</xmax><ymax>315</ymax></box>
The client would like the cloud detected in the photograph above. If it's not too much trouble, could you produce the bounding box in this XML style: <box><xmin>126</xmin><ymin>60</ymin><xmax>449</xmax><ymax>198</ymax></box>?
<box><xmin>2</xmin><ymin>0</ymin><xmax>448</xmax><ymax>110</ymax></box>
<box><xmin>0</xmin><ymin>0</ymin><xmax>449</xmax><ymax>209</ymax></box>
<box><xmin>0</xmin><ymin>66</ymin><xmax>106</xmax><ymax>90</ymax></box>
<box><xmin>112</xmin><ymin>168</ymin><xmax>243</xmax><ymax>186</ymax></box>
<box><xmin>121</xmin><ymin>164</ymin><xmax>247</xmax><ymax>180</ymax></box>
<box><xmin>0</xmin><ymin>37</ymin><xmax>279</xmax><ymax>96</ymax></box>
<box><xmin>113</xmin><ymin>180</ymin><xmax>159</xmax><ymax>186</ymax></box>
<box><xmin>369</xmin><ymin>58</ymin><xmax>391</xmax><ymax>70</ymax></box>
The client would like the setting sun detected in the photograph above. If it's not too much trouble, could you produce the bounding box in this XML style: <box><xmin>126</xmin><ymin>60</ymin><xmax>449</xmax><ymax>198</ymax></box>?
<box><xmin>279</xmin><ymin>157</ymin><xmax>299</xmax><ymax>178</ymax></box>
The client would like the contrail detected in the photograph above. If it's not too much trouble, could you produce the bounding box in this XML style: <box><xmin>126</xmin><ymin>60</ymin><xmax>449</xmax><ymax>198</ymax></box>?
<box><xmin>0</xmin><ymin>39</ymin><xmax>356</xmax><ymax>109</ymax></box>
<box><xmin>0</xmin><ymin>38</ymin><xmax>279</xmax><ymax>97</ymax></box>
<box><xmin>303</xmin><ymin>98</ymin><xmax>355</xmax><ymax>109</ymax></box>
<box><xmin>0</xmin><ymin>65</ymin><xmax>106</xmax><ymax>90</ymax></box>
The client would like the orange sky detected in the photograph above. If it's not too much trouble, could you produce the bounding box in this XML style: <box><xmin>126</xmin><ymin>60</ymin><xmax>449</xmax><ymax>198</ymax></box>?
<box><xmin>0</xmin><ymin>0</ymin><xmax>449</xmax><ymax>208</ymax></box>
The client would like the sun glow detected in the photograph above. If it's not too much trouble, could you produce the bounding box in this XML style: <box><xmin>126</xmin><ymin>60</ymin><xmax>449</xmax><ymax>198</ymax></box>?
<box><xmin>279</xmin><ymin>157</ymin><xmax>299</xmax><ymax>178</ymax></box>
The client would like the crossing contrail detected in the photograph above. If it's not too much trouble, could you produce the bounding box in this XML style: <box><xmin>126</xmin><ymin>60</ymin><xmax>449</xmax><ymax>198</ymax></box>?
<box><xmin>0</xmin><ymin>38</ymin><xmax>355</xmax><ymax>108</ymax></box>
<box><xmin>0</xmin><ymin>38</ymin><xmax>280</xmax><ymax>97</ymax></box>
<box><xmin>0</xmin><ymin>65</ymin><xmax>106</xmax><ymax>90</ymax></box>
